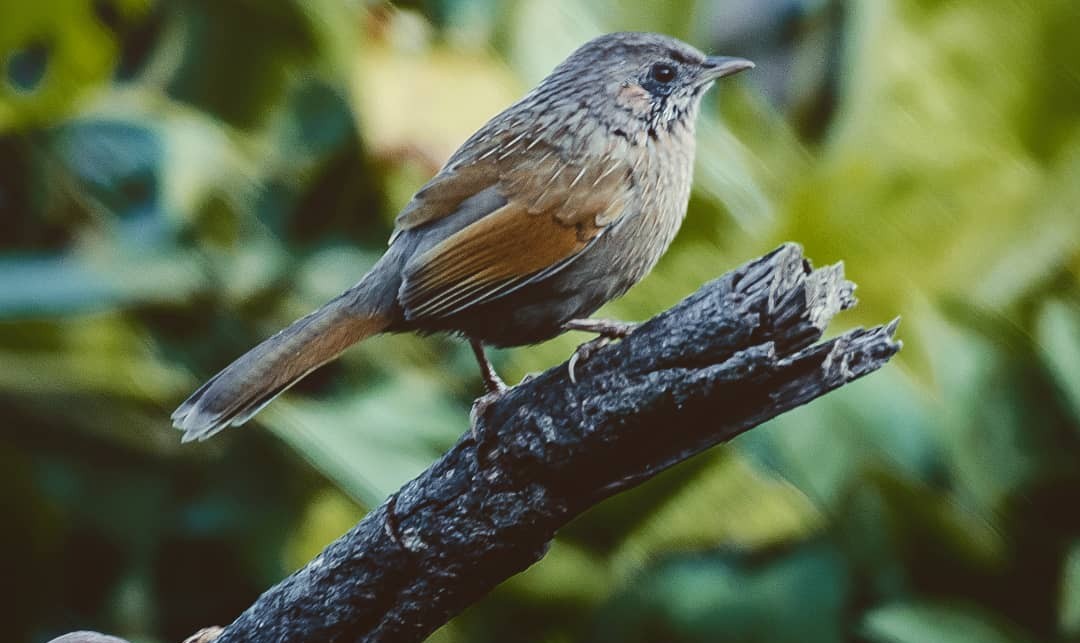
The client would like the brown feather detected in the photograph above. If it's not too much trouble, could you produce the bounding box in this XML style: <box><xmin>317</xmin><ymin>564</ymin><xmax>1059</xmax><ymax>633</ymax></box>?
<box><xmin>401</xmin><ymin>202</ymin><xmax>593</xmax><ymax>318</ymax></box>
<box><xmin>172</xmin><ymin>296</ymin><xmax>392</xmax><ymax>441</ymax></box>
<box><xmin>393</xmin><ymin>159</ymin><xmax>500</xmax><ymax>233</ymax></box>
<box><xmin>399</xmin><ymin>146</ymin><xmax>632</xmax><ymax>319</ymax></box>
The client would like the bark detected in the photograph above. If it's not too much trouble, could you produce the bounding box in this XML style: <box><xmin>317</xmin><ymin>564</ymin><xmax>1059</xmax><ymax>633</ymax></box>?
<box><xmin>60</xmin><ymin>244</ymin><xmax>901</xmax><ymax>643</ymax></box>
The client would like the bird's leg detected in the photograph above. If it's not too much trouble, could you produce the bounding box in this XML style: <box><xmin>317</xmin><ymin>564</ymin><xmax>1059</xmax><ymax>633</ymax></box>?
<box><xmin>562</xmin><ymin>318</ymin><xmax>640</xmax><ymax>383</ymax></box>
<box><xmin>470</xmin><ymin>338</ymin><xmax>507</xmax><ymax>395</ymax></box>
<box><xmin>469</xmin><ymin>339</ymin><xmax>507</xmax><ymax>443</ymax></box>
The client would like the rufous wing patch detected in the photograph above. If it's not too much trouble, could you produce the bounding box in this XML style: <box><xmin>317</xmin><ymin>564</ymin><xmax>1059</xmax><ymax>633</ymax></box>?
<box><xmin>400</xmin><ymin>201</ymin><xmax>596</xmax><ymax>319</ymax></box>
<box><xmin>401</xmin><ymin>145</ymin><xmax>630</xmax><ymax>319</ymax></box>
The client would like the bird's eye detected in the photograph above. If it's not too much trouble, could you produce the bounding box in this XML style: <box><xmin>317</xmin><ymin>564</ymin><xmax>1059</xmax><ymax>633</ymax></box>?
<box><xmin>649</xmin><ymin>62</ymin><xmax>677</xmax><ymax>84</ymax></box>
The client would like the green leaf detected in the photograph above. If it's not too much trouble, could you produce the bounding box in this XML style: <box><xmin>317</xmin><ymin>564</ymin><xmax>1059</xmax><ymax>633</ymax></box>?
<box><xmin>263</xmin><ymin>378</ymin><xmax>463</xmax><ymax>506</ymax></box>
<box><xmin>739</xmin><ymin>363</ymin><xmax>941</xmax><ymax>509</ymax></box>
<box><xmin>0</xmin><ymin>1</ymin><xmax>143</xmax><ymax>129</ymax></box>
<box><xmin>284</xmin><ymin>487</ymin><xmax>365</xmax><ymax>571</ymax></box>
<box><xmin>1061</xmin><ymin>542</ymin><xmax>1080</xmax><ymax>639</ymax></box>
<box><xmin>1035</xmin><ymin>299</ymin><xmax>1080</xmax><ymax>427</ymax></box>
<box><xmin>0</xmin><ymin>248</ymin><xmax>205</xmax><ymax>318</ymax></box>
<box><xmin>0</xmin><ymin>314</ymin><xmax>187</xmax><ymax>400</ymax></box>
<box><xmin>502</xmin><ymin>539</ymin><xmax>611</xmax><ymax>604</ymax></box>
<box><xmin>610</xmin><ymin>452</ymin><xmax>823</xmax><ymax>576</ymax></box>
<box><xmin>862</xmin><ymin>602</ymin><xmax>1035</xmax><ymax>643</ymax></box>
<box><xmin>591</xmin><ymin>542</ymin><xmax>849</xmax><ymax>643</ymax></box>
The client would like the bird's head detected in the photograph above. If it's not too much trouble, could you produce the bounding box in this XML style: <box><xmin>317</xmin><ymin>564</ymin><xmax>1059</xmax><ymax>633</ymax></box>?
<box><xmin>533</xmin><ymin>32</ymin><xmax>754</xmax><ymax>139</ymax></box>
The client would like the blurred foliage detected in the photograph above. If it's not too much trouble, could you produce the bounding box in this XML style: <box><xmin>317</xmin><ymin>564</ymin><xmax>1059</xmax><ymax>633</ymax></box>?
<box><xmin>1</xmin><ymin>1</ymin><xmax>1079</xmax><ymax>642</ymax></box>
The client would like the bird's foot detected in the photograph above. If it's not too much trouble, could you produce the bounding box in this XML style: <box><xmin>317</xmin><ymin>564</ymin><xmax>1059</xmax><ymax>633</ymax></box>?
<box><xmin>469</xmin><ymin>383</ymin><xmax>507</xmax><ymax>444</ymax></box>
<box><xmin>562</xmin><ymin>318</ymin><xmax>639</xmax><ymax>338</ymax></box>
<box><xmin>567</xmin><ymin>336</ymin><xmax>610</xmax><ymax>384</ymax></box>
<box><xmin>563</xmin><ymin>318</ymin><xmax>640</xmax><ymax>383</ymax></box>
<box><xmin>467</xmin><ymin>337</ymin><xmax>513</xmax><ymax>445</ymax></box>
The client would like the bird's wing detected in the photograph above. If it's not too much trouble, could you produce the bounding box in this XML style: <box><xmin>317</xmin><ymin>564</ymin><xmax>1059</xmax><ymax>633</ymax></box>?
<box><xmin>395</xmin><ymin>139</ymin><xmax>631</xmax><ymax>320</ymax></box>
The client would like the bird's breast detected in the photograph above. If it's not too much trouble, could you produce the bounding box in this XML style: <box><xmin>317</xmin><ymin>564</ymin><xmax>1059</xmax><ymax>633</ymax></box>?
<box><xmin>553</xmin><ymin>122</ymin><xmax>697</xmax><ymax>307</ymax></box>
<box><xmin>610</xmin><ymin>125</ymin><xmax>696</xmax><ymax>281</ymax></box>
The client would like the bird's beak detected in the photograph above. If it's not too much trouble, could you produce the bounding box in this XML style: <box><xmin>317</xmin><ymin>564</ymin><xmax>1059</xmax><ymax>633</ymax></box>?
<box><xmin>700</xmin><ymin>56</ymin><xmax>755</xmax><ymax>82</ymax></box>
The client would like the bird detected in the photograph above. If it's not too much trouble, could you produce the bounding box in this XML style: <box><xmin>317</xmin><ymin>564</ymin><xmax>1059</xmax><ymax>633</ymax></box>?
<box><xmin>172</xmin><ymin>32</ymin><xmax>754</xmax><ymax>442</ymax></box>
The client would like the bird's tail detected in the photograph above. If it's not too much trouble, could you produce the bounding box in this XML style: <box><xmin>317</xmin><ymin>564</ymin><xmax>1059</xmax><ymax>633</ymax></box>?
<box><xmin>171</xmin><ymin>288</ymin><xmax>393</xmax><ymax>442</ymax></box>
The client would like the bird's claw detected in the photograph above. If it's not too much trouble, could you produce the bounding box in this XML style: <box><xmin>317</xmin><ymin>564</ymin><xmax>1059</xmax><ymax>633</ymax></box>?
<box><xmin>470</xmin><ymin>387</ymin><xmax>506</xmax><ymax>443</ymax></box>
<box><xmin>568</xmin><ymin>336</ymin><xmax>611</xmax><ymax>384</ymax></box>
<box><xmin>563</xmin><ymin>318</ymin><xmax>639</xmax><ymax>384</ymax></box>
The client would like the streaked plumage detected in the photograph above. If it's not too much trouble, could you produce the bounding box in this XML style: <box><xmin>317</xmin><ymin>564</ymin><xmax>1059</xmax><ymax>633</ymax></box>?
<box><xmin>173</xmin><ymin>32</ymin><xmax>753</xmax><ymax>441</ymax></box>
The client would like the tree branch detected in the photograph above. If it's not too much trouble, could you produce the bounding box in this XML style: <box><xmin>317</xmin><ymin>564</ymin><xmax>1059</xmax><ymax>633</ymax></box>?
<box><xmin>55</xmin><ymin>243</ymin><xmax>901</xmax><ymax>643</ymax></box>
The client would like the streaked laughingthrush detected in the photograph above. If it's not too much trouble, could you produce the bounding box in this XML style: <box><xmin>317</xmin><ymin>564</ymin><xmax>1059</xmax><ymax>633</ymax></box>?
<box><xmin>173</xmin><ymin>32</ymin><xmax>754</xmax><ymax>441</ymax></box>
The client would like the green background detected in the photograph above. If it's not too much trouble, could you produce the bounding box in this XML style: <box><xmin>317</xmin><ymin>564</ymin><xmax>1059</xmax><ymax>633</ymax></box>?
<box><xmin>2</xmin><ymin>1</ymin><xmax>1079</xmax><ymax>641</ymax></box>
